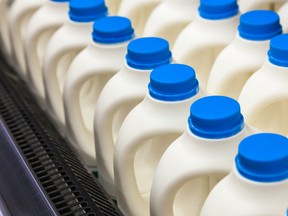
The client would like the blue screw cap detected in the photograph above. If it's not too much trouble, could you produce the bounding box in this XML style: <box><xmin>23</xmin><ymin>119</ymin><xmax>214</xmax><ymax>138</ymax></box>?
<box><xmin>198</xmin><ymin>0</ymin><xmax>239</xmax><ymax>20</ymax></box>
<box><xmin>238</xmin><ymin>10</ymin><xmax>282</xmax><ymax>41</ymax></box>
<box><xmin>126</xmin><ymin>37</ymin><xmax>172</xmax><ymax>70</ymax></box>
<box><xmin>92</xmin><ymin>16</ymin><xmax>134</xmax><ymax>44</ymax></box>
<box><xmin>188</xmin><ymin>96</ymin><xmax>244</xmax><ymax>139</ymax></box>
<box><xmin>69</xmin><ymin>0</ymin><xmax>108</xmax><ymax>23</ymax></box>
<box><xmin>236</xmin><ymin>133</ymin><xmax>288</xmax><ymax>182</ymax></box>
<box><xmin>268</xmin><ymin>34</ymin><xmax>288</xmax><ymax>67</ymax></box>
<box><xmin>148</xmin><ymin>64</ymin><xmax>199</xmax><ymax>101</ymax></box>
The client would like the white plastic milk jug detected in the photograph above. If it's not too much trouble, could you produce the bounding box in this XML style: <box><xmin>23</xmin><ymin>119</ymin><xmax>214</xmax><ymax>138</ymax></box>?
<box><xmin>63</xmin><ymin>16</ymin><xmax>134</xmax><ymax>173</ymax></box>
<box><xmin>117</xmin><ymin>0</ymin><xmax>162</xmax><ymax>36</ymax></box>
<box><xmin>238</xmin><ymin>34</ymin><xmax>288</xmax><ymax>135</ymax></box>
<box><xmin>200</xmin><ymin>133</ymin><xmax>288</xmax><ymax>216</ymax></box>
<box><xmin>94</xmin><ymin>37</ymin><xmax>172</xmax><ymax>197</ymax></box>
<box><xmin>278</xmin><ymin>2</ymin><xmax>288</xmax><ymax>33</ymax></box>
<box><xmin>43</xmin><ymin>0</ymin><xmax>107</xmax><ymax>135</ymax></box>
<box><xmin>207</xmin><ymin>10</ymin><xmax>282</xmax><ymax>99</ymax></box>
<box><xmin>150</xmin><ymin>95</ymin><xmax>255</xmax><ymax>216</ymax></box>
<box><xmin>173</xmin><ymin>0</ymin><xmax>240</xmax><ymax>90</ymax></box>
<box><xmin>143</xmin><ymin>0</ymin><xmax>199</xmax><ymax>47</ymax></box>
<box><xmin>114</xmin><ymin>63</ymin><xmax>203</xmax><ymax>216</ymax></box>
<box><xmin>105</xmin><ymin>0</ymin><xmax>121</xmax><ymax>15</ymax></box>
<box><xmin>238</xmin><ymin>0</ymin><xmax>286</xmax><ymax>12</ymax></box>
<box><xmin>25</xmin><ymin>0</ymin><xmax>69</xmax><ymax>106</ymax></box>
<box><xmin>0</xmin><ymin>0</ymin><xmax>12</xmax><ymax>55</ymax></box>
<box><xmin>9</xmin><ymin>0</ymin><xmax>44</xmax><ymax>77</ymax></box>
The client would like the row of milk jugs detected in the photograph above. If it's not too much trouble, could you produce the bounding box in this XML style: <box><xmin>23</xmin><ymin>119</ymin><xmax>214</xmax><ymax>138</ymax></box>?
<box><xmin>1</xmin><ymin>0</ymin><xmax>288</xmax><ymax>215</ymax></box>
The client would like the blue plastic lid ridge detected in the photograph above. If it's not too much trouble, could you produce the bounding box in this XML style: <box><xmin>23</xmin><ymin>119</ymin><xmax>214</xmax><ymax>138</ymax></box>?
<box><xmin>236</xmin><ymin>133</ymin><xmax>288</xmax><ymax>182</ymax></box>
<box><xmin>268</xmin><ymin>34</ymin><xmax>288</xmax><ymax>67</ymax></box>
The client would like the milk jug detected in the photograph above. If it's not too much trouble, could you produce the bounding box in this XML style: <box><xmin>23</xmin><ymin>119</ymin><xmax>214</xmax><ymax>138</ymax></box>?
<box><xmin>9</xmin><ymin>0</ymin><xmax>44</xmax><ymax>77</ymax></box>
<box><xmin>63</xmin><ymin>16</ymin><xmax>134</xmax><ymax>173</ymax></box>
<box><xmin>25</xmin><ymin>0</ymin><xmax>69</xmax><ymax>107</ymax></box>
<box><xmin>238</xmin><ymin>34</ymin><xmax>288</xmax><ymax>135</ymax></box>
<box><xmin>0</xmin><ymin>0</ymin><xmax>12</xmax><ymax>56</ymax></box>
<box><xmin>43</xmin><ymin>0</ymin><xmax>107</xmax><ymax>135</ymax></box>
<box><xmin>173</xmin><ymin>0</ymin><xmax>240</xmax><ymax>90</ymax></box>
<box><xmin>94</xmin><ymin>37</ymin><xmax>172</xmax><ymax>197</ymax></box>
<box><xmin>238</xmin><ymin>0</ymin><xmax>285</xmax><ymax>12</ymax></box>
<box><xmin>105</xmin><ymin>0</ymin><xmax>121</xmax><ymax>15</ymax></box>
<box><xmin>150</xmin><ymin>95</ymin><xmax>255</xmax><ymax>216</ymax></box>
<box><xmin>118</xmin><ymin>0</ymin><xmax>162</xmax><ymax>36</ymax></box>
<box><xmin>278</xmin><ymin>2</ymin><xmax>288</xmax><ymax>33</ymax></box>
<box><xmin>143</xmin><ymin>0</ymin><xmax>199</xmax><ymax>47</ymax></box>
<box><xmin>207</xmin><ymin>10</ymin><xmax>282</xmax><ymax>99</ymax></box>
<box><xmin>114</xmin><ymin>63</ymin><xmax>203</xmax><ymax>216</ymax></box>
<box><xmin>200</xmin><ymin>133</ymin><xmax>288</xmax><ymax>216</ymax></box>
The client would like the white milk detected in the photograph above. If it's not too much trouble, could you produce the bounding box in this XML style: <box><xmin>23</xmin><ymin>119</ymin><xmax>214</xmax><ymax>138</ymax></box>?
<box><xmin>150</xmin><ymin>95</ymin><xmax>255</xmax><ymax>216</ymax></box>
<box><xmin>105</xmin><ymin>0</ymin><xmax>121</xmax><ymax>15</ymax></box>
<box><xmin>25</xmin><ymin>0</ymin><xmax>69</xmax><ymax>107</ymax></box>
<box><xmin>238</xmin><ymin>34</ymin><xmax>288</xmax><ymax>135</ymax></box>
<box><xmin>43</xmin><ymin>0</ymin><xmax>107</xmax><ymax>135</ymax></box>
<box><xmin>0</xmin><ymin>0</ymin><xmax>12</xmax><ymax>56</ymax></box>
<box><xmin>94</xmin><ymin>37</ymin><xmax>172</xmax><ymax>197</ymax></box>
<box><xmin>63</xmin><ymin>16</ymin><xmax>134</xmax><ymax>172</ymax></box>
<box><xmin>143</xmin><ymin>0</ymin><xmax>199</xmax><ymax>47</ymax></box>
<box><xmin>9</xmin><ymin>0</ymin><xmax>44</xmax><ymax>77</ymax></box>
<box><xmin>207</xmin><ymin>10</ymin><xmax>282</xmax><ymax>99</ymax></box>
<box><xmin>117</xmin><ymin>0</ymin><xmax>162</xmax><ymax>36</ymax></box>
<box><xmin>114</xmin><ymin>64</ymin><xmax>203</xmax><ymax>216</ymax></box>
<box><xmin>278</xmin><ymin>2</ymin><xmax>288</xmax><ymax>33</ymax></box>
<box><xmin>239</xmin><ymin>0</ymin><xmax>286</xmax><ymax>12</ymax></box>
<box><xmin>200</xmin><ymin>133</ymin><xmax>288</xmax><ymax>216</ymax></box>
<box><xmin>173</xmin><ymin>0</ymin><xmax>239</xmax><ymax>91</ymax></box>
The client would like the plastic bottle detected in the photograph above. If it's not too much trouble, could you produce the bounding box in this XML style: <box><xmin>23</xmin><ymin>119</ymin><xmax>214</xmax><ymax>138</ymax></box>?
<box><xmin>63</xmin><ymin>16</ymin><xmax>134</xmax><ymax>173</ymax></box>
<box><xmin>0</xmin><ymin>0</ymin><xmax>12</xmax><ymax>56</ymax></box>
<box><xmin>9</xmin><ymin>0</ymin><xmax>45</xmax><ymax>77</ymax></box>
<box><xmin>173</xmin><ymin>0</ymin><xmax>240</xmax><ymax>90</ymax></box>
<box><xmin>114</xmin><ymin>64</ymin><xmax>203</xmax><ymax>216</ymax></box>
<box><xmin>238</xmin><ymin>0</ymin><xmax>286</xmax><ymax>12</ymax></box>
<box><xmin>43</xmin><ymin>0</ymin><xmax>107</xmax><ymax>135</ymax></box>
<box><xmin>94</xmin><ymin>37</ymin><xmax>172</xmax><ymax>197</ymax></box>
<box><xmin>200</xmin><ymin>133</ymin><xmax>288</xmax><ymax>216</ymax></box>
<box><xmin>143</xmin><ymin>0</ymin><xmax>199</xmax><ymax>47</ymax></box>
<box><xmin>207</xmin><ymin>10</ymin><xmax>282</xmax><ymax>99</ymax></box>
<box><xmin>117</xmin><ymin>0</ymin><xmax>162</xmax><ymax>36</ymax></box>
<box><xmin>150</xmin><ymin>95</ymin><xmax>255</xmax><ymax>216</ymax></box>
<box><xmin>25</xmin><ymin>0</ymin><xmax>69</xmax><ymax>107</ymax></box>
<box><xmin>238</xmin><ymin>34</ymin><xmax>288</xmax><ymax>135</ymax></box>
<box><xmin>105</xmin><ymin>0</ymin><xmax>121</xmax><ymax>15</ymax></box>
<box><xmin>278</xmin><ymin>2</ymin><xmax>288</xmax><ymax>33</ymax></box>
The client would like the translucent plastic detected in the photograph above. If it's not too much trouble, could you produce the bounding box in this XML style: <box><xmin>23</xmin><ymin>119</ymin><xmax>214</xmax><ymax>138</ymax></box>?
<box><xmin>278</xmin><ymin>2</ymin><xmax>288</xmax><ymax>33</ymax></box>
<box><xmin>239</xmin><ymin>0</ymin><xmax>286</xmax><ymax>12</ymax></box>
<box><xmin>0</xmin><ymin>0</ymin><xmax>12</xmax><ymax>55</ymax></box>
<box><xmin>105</xmin><ymin>0</ymin><xmax>122</xmax><ymax>15</ymax></box>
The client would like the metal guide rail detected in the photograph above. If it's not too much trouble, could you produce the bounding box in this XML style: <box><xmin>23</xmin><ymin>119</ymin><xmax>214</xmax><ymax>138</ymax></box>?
<box><xmin>0</xmin><ymin>52</ymin><xmax>123</xmax><ymax>216</ymax></box>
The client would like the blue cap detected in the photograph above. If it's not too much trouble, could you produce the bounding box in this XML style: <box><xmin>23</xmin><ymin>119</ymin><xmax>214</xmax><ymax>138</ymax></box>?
<box><xmin>126</xmin><ymin>37</ymin><xmax>172</xmax><ymax>70</ymax></box>
<box><xmin>268</xmin><ymin>34</ymin><xmax>288</xmax><ymax>67</ymax></box>
<box><xmin>198</xmin><ymin>0</ymin><xmax>238</xmax><ymax>20</ymax></box>
<box><xmin>148</xmin><ymin>64</ymin><xmax>199</xmax><ymax>101</ymax></box>
<box><xmin>69</xmin><ymin>0</ymin><xmax>107</xmax><ymax>23</ymax></box>
<box><xmin>188</xmin><ymin>96</ymin><xmax>244</xmax><ymax>139</ymax></box>
<box><xmin>238</xmin><ymin>10</ymin><xmax>282</xmax><ymax>41</ymax></box>
<box><xmin>92</xmin><ymin>16</ymin><xmax>134</xmax><ymax>44</ymax></box>
<box><xmin>236</xmin><ymin>133</ymin><xmax>288</xmax><ymax>182</ymax></box>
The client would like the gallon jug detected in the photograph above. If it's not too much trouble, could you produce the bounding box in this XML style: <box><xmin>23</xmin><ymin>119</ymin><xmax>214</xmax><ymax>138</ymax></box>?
<box><xmin>114</xmin><ymin>64</ymin><xmax>203</xmax><ymax>216</ymax></box>
<box><xmin>143</xmin><ymin>0</ymin><xmax>199</xmax><ymax>47</ymax></box>
<box><xmin>25</xmin><ymin>0</ymin><xmax>69</xmax><ymax>107</ymax></box>
<box><xmin>9</xmin><ymin>0</ymin><xmax>44</xmax><ymax>77</ymax></box>
<box><xmin>207</xmin><ymin>10</ymin><xmax>282</xmax><ymax>99</ymax></box>
<box><xmin>173</xmin><ymin>0</ymin><xmax>240</xmax><ymax>91</ymax></box>
<box><xmin>94</xmin><ymin>37</ymin><xmax>172</xmax><ymax>197</ymax></box>
<box><xmin>0</xmin><ymin>0</ymin><xmax>12</xmax><ymax>56</ymax></box>
<box><xmin>63</xmin><ymin>16</ymin><xmax>134</xmax><ymax>173</ymax></box>
<box><xmin>150</xmin><ymin>95</ymin><xmax>256</xmax><ymax>216</ymax></box>
<box><xmin>238</xmin><ymin>0</ymin><xmax>286</xmax><ymax>12</ymax></box>
<box><xmin>43</xmin><ymin>0</ymin><xmax>107</xmax><ymax>135</ymax></box>
<box><xmin>105</xmin><ymin>0</ymin><xmax>121</xmax><ymax>15</ymax></box>
<box><xmin>278</xmin><ymin>2</ymin><xmax>288</xmax><ymax>33</ymax></box>
<box><xmin>238</xmin><ymin>34</ymin><xmax>288</xmax><ymax>135</ymax></box>
<box><xmin>200</xmin><ymin>133</ymin><xmax>288</xmax><ymax>216</ymax></box>
<box><xmin>118</xmin><ymin>0</ymin><xmax>162</xmax><ymax>36</ymax></box>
